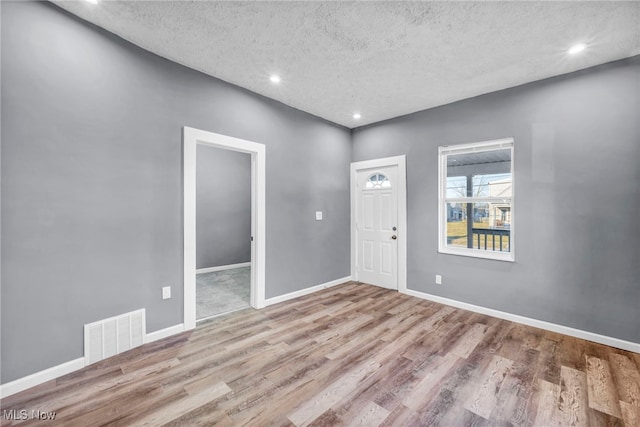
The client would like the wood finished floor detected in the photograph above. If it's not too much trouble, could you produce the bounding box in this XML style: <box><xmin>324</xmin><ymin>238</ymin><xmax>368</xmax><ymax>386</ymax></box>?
<box><xmin>2</xmin><ymin>282</ymin><xmax>639</xmax><ymax>426</ymax></box>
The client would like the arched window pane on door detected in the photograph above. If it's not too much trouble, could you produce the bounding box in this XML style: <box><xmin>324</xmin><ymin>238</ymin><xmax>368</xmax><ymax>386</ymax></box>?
<box><xmin>365</xmin><ymin>173</ymin><xmax>391</xmax><ymax>189</ymax></box>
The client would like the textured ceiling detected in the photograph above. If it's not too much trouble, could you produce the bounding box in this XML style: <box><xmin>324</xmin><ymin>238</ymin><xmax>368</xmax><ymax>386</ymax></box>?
<box><xmin>52</xmin><ymin>1</ymin><xmax>640</xmax><ymax>128</ymax></box>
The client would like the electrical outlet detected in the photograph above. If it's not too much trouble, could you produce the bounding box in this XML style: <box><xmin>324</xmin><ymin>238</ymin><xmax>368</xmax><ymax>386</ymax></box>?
<box><xmin>315</xmin><ymin>211</ymin><xmax>323</xmax><ymax>221</ymax></box>
<box><xmin>435</xmin><ymin>275</ymin><xmax>442</xmax><ymax>285</ymax></box>
<box><xmin>162</xmin><ymin>286</ymin><xmax>171</xmax><ymax>300</ymax></box>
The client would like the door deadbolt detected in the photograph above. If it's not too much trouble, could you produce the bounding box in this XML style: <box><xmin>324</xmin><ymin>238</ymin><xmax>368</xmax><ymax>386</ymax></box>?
<box><xmin>392</xmin><ymin>226</ymin><xmax>397</xmax><ymax>231</ymax></box>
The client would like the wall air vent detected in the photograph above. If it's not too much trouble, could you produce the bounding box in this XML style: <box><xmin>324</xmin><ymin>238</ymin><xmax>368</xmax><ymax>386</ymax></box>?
<box><xmin>83</xmin><ymin>309</ymin><xmax>145</xmax><ymax>366</ymax></box>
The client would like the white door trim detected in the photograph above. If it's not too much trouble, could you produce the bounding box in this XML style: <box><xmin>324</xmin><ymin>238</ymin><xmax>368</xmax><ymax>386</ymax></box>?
<box><xmin>183</xmin><ymin>127</ymin><xmax>266</xmax><ymax>331</ymax></box>
<box><xmin>350</xmin><ymin>155</ymin><xmax>407</xmax><ymax>293</ymax></box>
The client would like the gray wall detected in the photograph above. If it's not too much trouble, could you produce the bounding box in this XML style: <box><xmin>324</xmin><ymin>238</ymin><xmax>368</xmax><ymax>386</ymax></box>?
<box><xmin>196</xmin><ymin>145</ymin><xmax>251</xmax><ymax>269</ymax></box>
<box><xmin>353</xmin><ymin>56</ymin><xmax>640</xmax><ymax>343</ymax></box>
<box><xmin>2</xmin><ymin>0</ymin><xmax>638</xmax><ymax>387</ymax></box>
<box><xmin>1</xmin><ymin>1</ymin><xmax>351</xmax><ymax>383</ymax></box>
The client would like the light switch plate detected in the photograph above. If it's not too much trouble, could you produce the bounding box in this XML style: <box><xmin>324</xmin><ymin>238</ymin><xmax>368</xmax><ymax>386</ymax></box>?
<box><xmin>315</xmin><ymin>211</ymin><xmax>323</xmax><ymax>221</ymax></box>
<box><xmin>162</xmin><ymin>286</ymin><xmax>171</xmax><ymax>299</ymax></box>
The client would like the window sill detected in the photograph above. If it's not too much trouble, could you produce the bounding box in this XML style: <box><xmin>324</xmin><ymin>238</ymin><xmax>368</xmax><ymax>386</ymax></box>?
<box><xmin>438</xmin><ymin>247</ymin><xmax>514</xmax><ymax>262</ymax></box>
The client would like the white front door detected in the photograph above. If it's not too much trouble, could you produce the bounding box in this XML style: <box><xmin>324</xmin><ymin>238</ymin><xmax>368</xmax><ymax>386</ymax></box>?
<box><xmin>356</xmin><ymin>165</ymin><xmax>398</xmax><ymax>289</ymax></box>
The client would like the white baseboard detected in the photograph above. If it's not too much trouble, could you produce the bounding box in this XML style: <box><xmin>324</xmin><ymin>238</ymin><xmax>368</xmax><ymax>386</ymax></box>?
<box><xmin>265</xmin><ymin>276</ymin><xmax>352</xmax><ymax>306</ymax></box>
<box><xmin>0</xmin><ymin>274</ymin><xmax>350</xmax><ymax>399</ymax></box>
<box><xmin>402</xmin><ymin>288</ymin><xmax>640</xmax><ymax>353</ymax></box>
<box><xmin>0</xmin><ymin>357</ymin><xmax>85</xmax><ymax>399</ymax></box>
<box><xmin>145</xmin><ymin>323</ymin><xmax>185</xmax><ymax>344</ymax></box>
<box><xmin>0</xmin><ymin>323</ymin><xmax>187</xmax><ymax>399</ymax></box>
<box><xmin>196</xmin><ymin>262</ymin><xmax>251</xmax><ymax>274</ymax></box>
<box><xmin>3</xmin><ymin>285</ymin><xmax>635</xmax><ymax>400</ymax></box>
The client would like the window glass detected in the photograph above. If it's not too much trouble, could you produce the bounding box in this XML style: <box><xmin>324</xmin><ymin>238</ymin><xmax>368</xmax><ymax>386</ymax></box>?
<box><xmin>445</xmin><ymin>202</ymin><xmax>511</xmax><ymax>252</ymax></box>
<box><xmin>439</xmin><ymin>140</ymin><xmax>514</xmax><ymax>261</ymax></box>
<box><xmin>446</xmin><ymin>175</ymin><xmax>467</xmax><ymax>198</ymax></box>
<box><xmin>365</xmin><ymin>173</ymin><xmax>391</xmax><ymax>189</ymax></box>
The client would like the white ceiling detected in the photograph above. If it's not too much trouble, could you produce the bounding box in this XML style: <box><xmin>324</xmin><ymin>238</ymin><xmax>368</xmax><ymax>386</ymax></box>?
<box><xmin>52</xmin><ymin>1</ymin><xmax>640</xmax><ymax>128</ymax></box>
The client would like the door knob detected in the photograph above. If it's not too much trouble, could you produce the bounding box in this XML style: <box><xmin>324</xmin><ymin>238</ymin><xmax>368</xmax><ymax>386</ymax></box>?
<box><xmin>391</xmin><ymin>235</ymin><xmax>397</xmax><ymax>240</ymax></box>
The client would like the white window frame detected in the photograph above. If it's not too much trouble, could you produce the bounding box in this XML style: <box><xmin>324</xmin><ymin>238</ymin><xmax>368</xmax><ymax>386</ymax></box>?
<box><xmin>438</xmin><ymin>137</ymin><xmax>515</xmax><ymax>262</ymax></box>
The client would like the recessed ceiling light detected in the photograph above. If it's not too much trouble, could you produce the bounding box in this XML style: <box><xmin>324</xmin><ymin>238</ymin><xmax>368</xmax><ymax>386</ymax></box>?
<box><xmin>353</xmin><ymin>113</ymin><xmax>361</xmax><ymax>120</ymax></box>
<box><xmin>84</xmin><ymin>0</ymin><xmax>99</xmax><ymax>4</ymax></box>
<box><xmin>568</xmin><ymin>43</ymin><xmax>587</xmax><ymax>55</ymax></box>
<box><xmin>269</xmin><ymin>75</ymin><xmax>281</xmax><ymax>84</ymax></box>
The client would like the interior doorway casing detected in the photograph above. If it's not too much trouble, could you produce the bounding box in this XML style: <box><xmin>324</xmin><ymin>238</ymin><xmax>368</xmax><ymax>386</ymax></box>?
<box><xmin>350</xmin><ymin>155</ymin><xmax>407</xmax><ymax>293</ymax></box>
<box><xmin>183</xmin><ymin>127</ymin><xmax>266</xmax><ymax>331</ymax></box>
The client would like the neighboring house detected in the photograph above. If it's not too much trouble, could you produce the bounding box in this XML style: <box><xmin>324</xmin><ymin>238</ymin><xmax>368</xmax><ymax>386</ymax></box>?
<box><xmin>447</xmin><ymin>203</ymin><xmax>465</xmax><ymax>221</ymax></box>
<box><xmin>487</xmin><ymin>177</ymin><xmax>512</xmax><ymax>228</ymax></box>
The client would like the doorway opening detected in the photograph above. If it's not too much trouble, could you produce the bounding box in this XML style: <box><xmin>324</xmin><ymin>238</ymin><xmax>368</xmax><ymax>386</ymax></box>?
<box><xmin>183</xmin><ymin>127</ymin><xmax>266</xmax><ymax>331</ymax></box>
<box><xmin>195</xmin><ymin>145</ymin><xmax>251</xmax><ymax>320</ymax></box>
